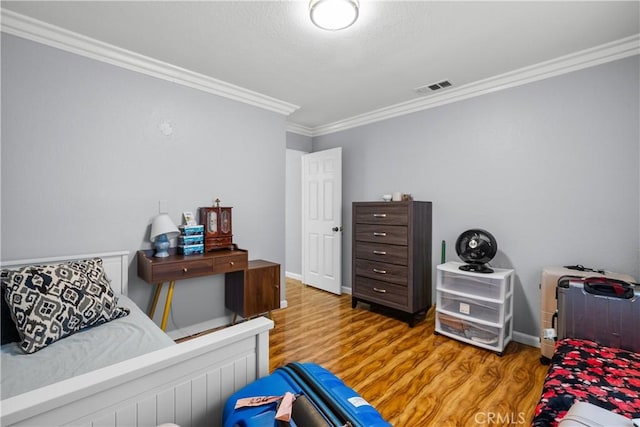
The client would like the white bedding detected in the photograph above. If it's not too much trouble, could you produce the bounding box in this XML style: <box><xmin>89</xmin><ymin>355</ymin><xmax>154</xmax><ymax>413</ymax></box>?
<box><xmin>1</xmin><ymin>294</ymin><xmax>174</xmax><ymax>399</ymax></box>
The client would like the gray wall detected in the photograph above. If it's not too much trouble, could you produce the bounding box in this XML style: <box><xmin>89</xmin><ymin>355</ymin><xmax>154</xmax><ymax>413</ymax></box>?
<box><xmin>1</xmin><ymin>34</ymin><xmax>287</xmax><ymax>334</ymax></box>
<box><xmin>286</xmin><ymin>131</ymin><xmax>312</xmax><ymax>152</ymax></box>
<box><xmin>285</xmin><ymin>149</ymin><xmax>304</xmax><ymax>277</ymax></box>
<box><xmin>313</xmin><ymin>55</ymin><xmax>640</xmax><ymax>339</ymax></box>
<box><xmin>285</xmin><ymin>132</ymin><xmax>311</xmax><ymax>277</ymax></box>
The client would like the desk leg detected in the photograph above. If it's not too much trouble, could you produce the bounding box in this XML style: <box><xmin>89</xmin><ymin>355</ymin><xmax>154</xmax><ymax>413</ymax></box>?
<box><xmin>161</xmin><ymin>280</ymin><xmax>175</xmax><ymax>331</ymax></box>
<box><xmin>149</xmin><ymin>282</ymin><xmax>163</xmax><ymax>319</ymax></box>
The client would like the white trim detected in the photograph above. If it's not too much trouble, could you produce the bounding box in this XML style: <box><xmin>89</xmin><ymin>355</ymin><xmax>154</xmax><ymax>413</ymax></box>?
<box><xmin>513</xmin><ymin>330</ymin><xmax>540</xmax><ymax>348</ymax></box>
<box><xmin>285</xmin><ymin>271</ymin><xmax>302</xmax><ymax>281</ymax></box>
<box><xmin>308</xmin><ymin>33</ymin><xmax>640</xmax><ymax>136</ymax></box>
<box><xmin>0</xmin><ymin>10</ymin><xmax>300</xmax><ymax>117</ymax></box>
<box><xmin>285</xmin><ymin>123</ymin><xmax>314</xmax><ymax>137</ymax></box>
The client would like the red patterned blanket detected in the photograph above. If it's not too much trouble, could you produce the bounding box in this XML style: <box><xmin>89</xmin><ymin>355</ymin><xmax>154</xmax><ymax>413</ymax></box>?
<box><xmin>532</xmin><ymin>338</ymin><xmax>640</xmax><ymax>426</ymax></box>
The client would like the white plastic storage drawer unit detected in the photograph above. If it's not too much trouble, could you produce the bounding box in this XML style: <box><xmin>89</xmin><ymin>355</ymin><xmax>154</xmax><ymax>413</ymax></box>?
<box><xmin>435</xmin><ymin>262</ymin><xmax>514</xmax><ymax>355</ymax></box>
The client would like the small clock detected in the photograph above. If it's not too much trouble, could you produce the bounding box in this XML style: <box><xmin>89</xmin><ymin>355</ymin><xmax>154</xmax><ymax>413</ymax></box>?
<box><xmin>199</xmin><ymin>199</ymin><xmax>233</xmax><ymax>252</ymax></box>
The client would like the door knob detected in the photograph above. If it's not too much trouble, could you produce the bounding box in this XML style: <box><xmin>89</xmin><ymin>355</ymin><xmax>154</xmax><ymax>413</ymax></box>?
<box><xmin>332</xmin><ymin>226</ymin><xmax>343</xmax><ymax>232</ymax></box>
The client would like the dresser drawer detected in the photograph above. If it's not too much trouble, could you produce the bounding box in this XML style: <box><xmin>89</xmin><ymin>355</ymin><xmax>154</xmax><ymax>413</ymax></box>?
<box><xmin>354</xmin><ymin>276</ymin><xmax>408</xmax><ymax>307</ymax></box>
<box><xmin>152</xmin><ymin>258</ymin><xmax>214</xmax><ymax>283</ymax></box>
<box><xmin>213</xmin><ymin>252</ymin><xmax>248</xmax><ymax>273</ymax></box>
<box><xmin>354</xmin><ymin>224</ymin><xmax>408</xmax><ymax>246</ymax></box>
<box><xmin>355</xmin><ymin>241</ymin><xmax>408</xmax><ymax>266</ymax></box>
<box><xmin>354</xmin><ymin>259</ymin><xmax>407</xmax><ymax>285</ymax></box>
<box><xmin>354</xmin><ymin>204</ymin><xmax>408</xmax><ymax>225</ymax></box>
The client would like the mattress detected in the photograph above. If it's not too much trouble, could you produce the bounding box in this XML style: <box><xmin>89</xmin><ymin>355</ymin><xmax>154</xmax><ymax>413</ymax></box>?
<box><xmin>1</xmin><ymin>294</ymin><xmax>175</xmax><ymax>399</ymax></box>
<box><xmin>532</xmin><ymin>338</ymin><xmax>640</xmax><ymax>427</ymax></box>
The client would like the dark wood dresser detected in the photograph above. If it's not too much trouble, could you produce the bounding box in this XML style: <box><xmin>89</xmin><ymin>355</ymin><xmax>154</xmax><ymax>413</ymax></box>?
<box><xmin>351</xmin><ymin>201</ymin><xmax>432</xmax><ymax>326</ymax></box>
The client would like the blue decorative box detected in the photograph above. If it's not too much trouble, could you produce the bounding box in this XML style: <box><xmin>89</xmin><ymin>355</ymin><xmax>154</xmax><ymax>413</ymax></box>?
<box><xmin>178</xmin><ymin>234</ymin><xmax>204</xmax><ymax>246</ymax></box>
<box><xmin>179</xmin><ymin>225</ymin><xmax>204</xmax><ymax>236</ymax></box>
<box><xmin>178</xmin><ymin>244</ymin><xmax>204</xmax><ymax>256</ymax></box>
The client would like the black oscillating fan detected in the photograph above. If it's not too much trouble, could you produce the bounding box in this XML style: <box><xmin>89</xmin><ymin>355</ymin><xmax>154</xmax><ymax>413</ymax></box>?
<box><xmin>455</xmin><ymin>229</ymin><xmax>498</xmax><ymax>274</ymax></box>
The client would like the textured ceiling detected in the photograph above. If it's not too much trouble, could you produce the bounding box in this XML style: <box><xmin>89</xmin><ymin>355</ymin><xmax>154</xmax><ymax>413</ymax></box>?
<box><xmin>2</xmin><ymin>1</ymin><xmax>639</xmax><ymax>131</ymax></box>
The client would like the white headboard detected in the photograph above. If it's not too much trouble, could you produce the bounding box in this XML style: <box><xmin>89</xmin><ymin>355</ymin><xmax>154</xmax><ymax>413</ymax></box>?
<box><xmin>0</xmin><ymin>251</ymin><xmax>129</xmax><ymax>295</ymax></box>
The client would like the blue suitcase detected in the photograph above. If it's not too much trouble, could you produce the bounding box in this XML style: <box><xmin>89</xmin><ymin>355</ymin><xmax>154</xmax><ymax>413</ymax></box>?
<box><xmin>222</xmin><ymin>362</ymin><xmax>391</xmax><ymax>427</ymax></box>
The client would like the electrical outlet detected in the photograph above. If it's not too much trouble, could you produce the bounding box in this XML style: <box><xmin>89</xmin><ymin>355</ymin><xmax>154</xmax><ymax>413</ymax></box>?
<box><xmin>543</xmin><ymin>328</ymin><xmax>557</xmax><ymax>340</ymax></box>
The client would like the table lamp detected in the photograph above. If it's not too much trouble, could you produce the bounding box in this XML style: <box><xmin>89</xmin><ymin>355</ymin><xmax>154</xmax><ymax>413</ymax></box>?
<box><xmin>150</xmin><ymin>214</ymin><xmax>180</xmax><ymax>257</ymax></box>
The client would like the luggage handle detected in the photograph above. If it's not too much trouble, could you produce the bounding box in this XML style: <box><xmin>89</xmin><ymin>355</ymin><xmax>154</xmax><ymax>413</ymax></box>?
<box><xmin>583</xmin><ymin>277</ymin><xmax>635</xmax><ymax>299</ymax></box>
<box><xmin>563</xmin><ymin>264</ymin><xmax>605</xmax><ymax>274</ymax></box>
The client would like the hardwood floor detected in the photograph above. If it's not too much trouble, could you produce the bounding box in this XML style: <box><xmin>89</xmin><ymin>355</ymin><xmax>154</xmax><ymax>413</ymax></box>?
<box><xmin>269</xmin><ymin>278</ymin><xmax>549</xmax><ymax>427</ymax></box>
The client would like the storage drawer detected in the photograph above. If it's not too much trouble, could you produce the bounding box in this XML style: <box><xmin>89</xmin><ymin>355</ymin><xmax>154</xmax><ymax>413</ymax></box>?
<box><xmin>354</xmin><ymin>224</ymin><xmax>408</xmax><ymax>246</ymax></box>
<box><xmin>354</xmin><ymin>204</ymin><xmax>408</xmax><ymax>225</ymax></box>
<box><xmin>354</xmin><ymin>259</ymin><xmax>407</xmax><ymax>285</ymax></box>
<box><xmin>437</xmin><ymin>312</ymin><xmax>502</xmax><ymax>346</ymax></box>
<box><xmin>354</xmin><ymin>241</ymin><xmax>407</xmax><ymax>266</ymax></box>
<box><xmin>213</xmin><ymin>252</ymin><xmax>248</xmax><ymax>273</ymax></box>
<box><xmin>152</xmin><ymin>258</ymin><xmax>213</xmax><ymax>282</ymax></box>
<box><xmin>439</xmin><ymin>291</ymin><xmax>501</xmax><ymax>324</ymax></box>
<box><xmin>353</xmin><ymin>276</ymin><xmax>408</xmax><ymax>307</ymax></box>
<box><xmin>439</xmin><ymin>270</ymin><xmax>507</xmax><ymax>300</ymax></box>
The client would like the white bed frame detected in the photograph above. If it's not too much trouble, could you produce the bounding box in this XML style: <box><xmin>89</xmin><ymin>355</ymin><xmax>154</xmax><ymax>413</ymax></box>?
<box><xmin>0</xmin><ymin>251</ymin><xmax>274</xmax><ymax>427</ymax></box>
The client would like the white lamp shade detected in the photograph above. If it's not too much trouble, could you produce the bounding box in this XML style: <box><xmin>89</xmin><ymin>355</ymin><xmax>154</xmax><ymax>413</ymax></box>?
<box><xmin>150</xmin><ymin>214</ymin><xmax>180</xmax><ymax>242</ymax></box>
<box><xmin>310</xmin><ymin>0</ymin><xmax>359</xmax><ymax>31</ymax></box>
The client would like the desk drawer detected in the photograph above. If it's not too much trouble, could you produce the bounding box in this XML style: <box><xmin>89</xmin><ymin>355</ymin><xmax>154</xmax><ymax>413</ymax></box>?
<box><xmin>213</xmin><ymin>252</ymin><xmax>248</xmax><ymax>273</ymax></box>
<box><xmin>153</xmin><ymin>258</ymin><xmax>213</xmax><ymax>282</ymax></box>
<box><xmin>354</xmin><ymin>224</ymin><xmax>408</xmax><ymax>246</ymax></box>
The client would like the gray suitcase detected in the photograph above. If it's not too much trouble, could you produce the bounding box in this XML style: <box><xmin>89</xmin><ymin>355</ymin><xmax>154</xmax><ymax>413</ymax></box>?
<box><xmin>557</xmin><ymin>276</ymin><xmax>640</xmax><ymax>352</ymax></box>
<box><xmin>558</xmin><ymin>402</ymin><xmax>634</xmax><ymax>427</ymax></box>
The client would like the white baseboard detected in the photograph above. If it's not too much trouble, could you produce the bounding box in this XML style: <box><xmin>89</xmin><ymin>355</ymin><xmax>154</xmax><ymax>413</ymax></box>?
<box><xmin>285</xmin><ymin>272</ymin><xmax>351</xmax><ymax>296</ymax></box>
<box><xmin>513</xmin><ymin>331</ymin><xmax>540</xmax><ymax>348</ymax></box>
<box><xmin>285</xmin><ymin>271</ymin><xmax>302</xmax><ymax>281</ymax></box>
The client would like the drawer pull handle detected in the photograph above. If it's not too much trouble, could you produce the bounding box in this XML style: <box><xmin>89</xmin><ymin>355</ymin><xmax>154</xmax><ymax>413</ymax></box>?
<box><xmin>229</xmin><ymin>261</ymin><xmax>235</xmax><ymax>266</ymax></box>
<box><xmin>373</xmin><ymin>232</ymin><xmax>387</xmax><ymax>237</ymax></box>
<box><xmin>373</xmin><ymin>287</ymin><xmax>387</xmax><ymax>293</ymax></box>
<box><xmin>373</xmin><ymin>268</ymin><xmax>387</xmax><ymax>274</ymax></box>
<box><xmin>372</xmin><ymin>250</ymin><xmax>387</xmax><ymax>255</ymax></box>
<box><xmin>373</xmin><ymin>213</ymin><xmax>387</xmax><ymax>218</ymax></box>
<box><xmin>182</xmin><ymin>268</ymin><xmax>188</xmax><ymax>273</ymax></box>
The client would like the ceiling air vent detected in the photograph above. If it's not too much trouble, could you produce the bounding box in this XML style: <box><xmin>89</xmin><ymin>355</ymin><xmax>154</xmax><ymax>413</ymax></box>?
<box><xmin>415</xmin><ymin>80</ymin><xmax>452</xmax><ymax>95</ymax></box>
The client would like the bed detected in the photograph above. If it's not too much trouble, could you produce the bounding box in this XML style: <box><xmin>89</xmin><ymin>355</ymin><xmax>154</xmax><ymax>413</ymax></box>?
<box><xmin>532</xmin><ymin>337</ymin><xmax>640</xmax><ymax>426</ymax></box>
<box><xmin>0</xmin><ymin>251</ymin><xmax>274</xmax><ymax>427</ymax></box>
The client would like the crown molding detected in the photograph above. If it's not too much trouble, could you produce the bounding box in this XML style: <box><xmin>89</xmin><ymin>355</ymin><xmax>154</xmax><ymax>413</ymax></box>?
<box><xmin>1</xmin><ymin>9</ymin><xmax>300</xmax><ymax>116</ymax></box>
<box><xmin>285</xmin><ymin>123</ymin><xmax>314</xmax><ymax>137</ymax></box>
<box><xmin>308</xmin><ymin>33</ymin><xmax>640</xmax><ymax>137</ymax></box>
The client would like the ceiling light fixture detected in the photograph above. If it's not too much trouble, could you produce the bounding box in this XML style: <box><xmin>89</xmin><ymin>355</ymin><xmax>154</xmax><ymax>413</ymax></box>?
<box><xmin>309</xmin><ymin>0</ymin><xmax>359</xmax><ymax>31</ymax></box>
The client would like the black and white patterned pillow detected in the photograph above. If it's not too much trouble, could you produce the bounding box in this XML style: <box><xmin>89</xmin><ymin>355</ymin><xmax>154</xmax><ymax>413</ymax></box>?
<box><xmin>0</xmin><ymin>258</ymin><xmax>129</xmax><ymax>353</ymax></box>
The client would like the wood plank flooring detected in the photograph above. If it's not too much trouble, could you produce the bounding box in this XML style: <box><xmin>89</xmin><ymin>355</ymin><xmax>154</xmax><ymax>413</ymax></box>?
<box><xmin>269</xmin><ymin>278</ymin><xmax>549</xmax><ymax>427</ymax></box>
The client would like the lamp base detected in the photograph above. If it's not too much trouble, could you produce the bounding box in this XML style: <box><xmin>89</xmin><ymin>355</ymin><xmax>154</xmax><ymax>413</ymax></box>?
<box><xmin>154</xmin><ymin>234</ymin><xmax>171</xmax><ymax>258</ymax></box>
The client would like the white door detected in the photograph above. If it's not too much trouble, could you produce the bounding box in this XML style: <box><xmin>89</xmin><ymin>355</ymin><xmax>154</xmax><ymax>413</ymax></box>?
<box><xmin>302</xmin><ymin>147</ymin><xmax>342</xmax><ymax>294</ymax></box>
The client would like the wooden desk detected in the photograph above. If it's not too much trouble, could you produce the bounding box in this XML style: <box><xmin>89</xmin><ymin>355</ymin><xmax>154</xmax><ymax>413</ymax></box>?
<box><xmin>137</xmin><ymin>247</ymin><xmax>248</xmax><ymax>330</ymax></box>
